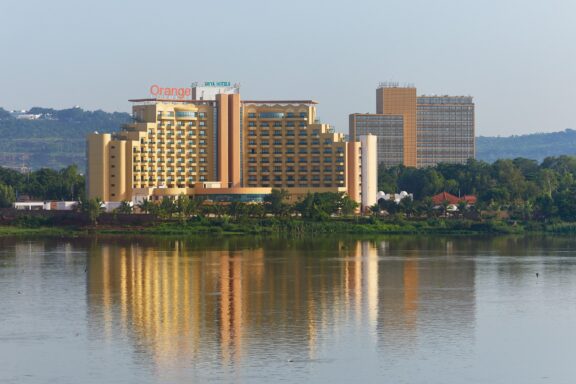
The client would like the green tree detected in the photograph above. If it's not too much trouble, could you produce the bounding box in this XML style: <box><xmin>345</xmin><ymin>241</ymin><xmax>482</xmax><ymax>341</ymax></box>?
<box><xmin>175</xmin><ymin>195</ymin><xmax>191</xmax><ymax>222</ymax></box>
<box><xmin>264</xmin><ymin>189</ymin><xmax>291</xmax><ymax>217</ymax></box>
<box><xmin>115</xmin><ymin>201</ymin><xmax>132</xmax><ymax>214</ymax></box>
<box><xmin>159</xmin><ymin>197</ymin><xmax>175</xmax><ymax>219</ymax></box>
<box><xmin>399</xmin><ymin>196</ymin><xmax>416</xmax><ymax>217</ymax></box>
<box><xmin>0</xmin><ymin>183</ymin><xmax>16</xmax><ymax>208</ymax></box>
<box><xmin>80</xmin><ymin>197</ymin><xmax>102</xmax><ymax>225</ymax></box>
<box><xmin>137</xmin><ymin>198</ymin><xmax>155</xmax><ymax>214</ymax></box>
<box><xmin>340</xmin><ymin>194</ymin><xmax>359</xmax><ymax>216</ymax></box>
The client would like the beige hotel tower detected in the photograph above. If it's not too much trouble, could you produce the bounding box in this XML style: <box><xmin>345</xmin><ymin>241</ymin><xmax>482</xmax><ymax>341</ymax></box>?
<box><xmin>87</xmin><ymin>83</ymin><xmax>377</xmax><ymax>208</ymax></box>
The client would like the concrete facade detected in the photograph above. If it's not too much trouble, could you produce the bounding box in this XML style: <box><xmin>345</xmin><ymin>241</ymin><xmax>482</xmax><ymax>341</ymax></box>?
<box><xmin>87</xmin><ymin>87</ymin><xmax>372</xmax><ymax>205</ymax></box>
<box><xmin>350</xmin><ymin>84</ymin><xmax>475</xmax><ymax>168</ymax></box>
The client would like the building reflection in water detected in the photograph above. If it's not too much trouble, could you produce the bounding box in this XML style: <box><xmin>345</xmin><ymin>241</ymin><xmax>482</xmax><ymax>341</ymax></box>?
<box><xmin>86</xmin><ymin>237</ymin><xmax>476</xmax><ymax>373</ymax></box>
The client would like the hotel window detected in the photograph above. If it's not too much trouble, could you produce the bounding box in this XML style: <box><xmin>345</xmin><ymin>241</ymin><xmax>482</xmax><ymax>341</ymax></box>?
<box><xmin>198</xmin><ymin>112</ymin><xmax>206</xmax><ymax>118</ymax></box>
<box><xmin>248</xmin><ymin>113</ymin><xmax>256</xmax><ymax>118</ymax></box>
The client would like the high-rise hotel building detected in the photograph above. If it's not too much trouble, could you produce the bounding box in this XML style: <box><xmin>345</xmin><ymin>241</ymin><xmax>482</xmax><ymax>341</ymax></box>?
<box><xmin>349</xmin><ymin>83</ymin><xmax>475</xmax><ymax>168</ymax></box>
<box><xmin>87</xmin><ymin>83</ymin><xmax>377</xmax><ymax>207</ymax></box>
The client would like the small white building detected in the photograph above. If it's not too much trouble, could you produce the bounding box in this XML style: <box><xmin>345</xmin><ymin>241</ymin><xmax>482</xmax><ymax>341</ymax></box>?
<box><xmin>13</xmin><ymin>201</ymin><xmax>78</xmax><ymax>211</ymax></box>
<box><xmin>376</xmin><ymin>191</ymin><xmax>413</xmax><ymax>204</ymax></box>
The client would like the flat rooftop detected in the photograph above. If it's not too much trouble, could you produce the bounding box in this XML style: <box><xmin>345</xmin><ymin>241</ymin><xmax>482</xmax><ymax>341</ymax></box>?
<box><xmin>128</xmin><ymin>98</ymin><xmax>318</xmax><ymax>105</ymax></box>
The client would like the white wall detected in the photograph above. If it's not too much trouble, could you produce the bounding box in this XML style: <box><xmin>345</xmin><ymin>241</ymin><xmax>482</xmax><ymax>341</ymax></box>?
<box><xmin>360</xmin><ymin>134</ymin><xmax>378</xmax><ymax>210</ymax></box>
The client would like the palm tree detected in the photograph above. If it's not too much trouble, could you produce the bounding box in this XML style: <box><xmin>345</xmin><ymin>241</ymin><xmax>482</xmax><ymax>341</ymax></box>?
<box><xmin>115</xmin><ymin>200</ymin><xmax>133</xmax><ymax>214</ymax></box>
<box><xmin>137</xmin><ymin>198</ymin><xmax>154</xmax><ymax>214</ymax></box>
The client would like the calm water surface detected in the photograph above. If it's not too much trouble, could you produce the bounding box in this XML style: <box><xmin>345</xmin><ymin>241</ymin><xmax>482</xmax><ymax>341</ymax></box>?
<box><xmin>1</xmin><ymin>235</ymin><xmax>576</xmax><ymax>383</ymax></box>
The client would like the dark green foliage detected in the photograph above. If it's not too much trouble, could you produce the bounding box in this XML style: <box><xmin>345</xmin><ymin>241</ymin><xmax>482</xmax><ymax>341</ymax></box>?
<box><xmin>263</xmin><ymin>188</ymin><xmax>291</xmax><ymax>217</ymax></box>
<box><xmin>294</xmin><ymin>192</ymin><xmax>357</xmax><ymax>221</ymax></box>
<box><xmin>0</xmin><ymin>165</ymin><xmax>85</xmax><ymax>201</ymax></box>
<box><xmin>0</xmin><ymin>183</ymin><xmax>16</xmax><ymax>208</ymax></box>
<box><xmin>378</xmin><ymin>156</ymin><xmax>576</xmax><ymax>222</ymax></box>
<box><xmin>78</xmin><ymin>197</ymin><xmax>102</xmax><ymax>225</ymax></box>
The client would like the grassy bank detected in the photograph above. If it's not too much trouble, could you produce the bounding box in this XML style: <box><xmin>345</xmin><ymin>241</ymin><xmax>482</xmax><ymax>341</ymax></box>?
<box><xmin>0</xmin><ymin>226</ymin><xmax>76</xmax><ymax>237</ymax></box>
<box><xmin>0</xmin><ymin>216</ymin><xmax>533</xmax><ymax>237</ymax></box>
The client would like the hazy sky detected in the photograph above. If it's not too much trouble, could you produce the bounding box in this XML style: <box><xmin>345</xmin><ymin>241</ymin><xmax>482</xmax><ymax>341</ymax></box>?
<box><xmin>1</xmin><ymin>0</ymin><xmax>575</xmax><ymax>136</ymax></box>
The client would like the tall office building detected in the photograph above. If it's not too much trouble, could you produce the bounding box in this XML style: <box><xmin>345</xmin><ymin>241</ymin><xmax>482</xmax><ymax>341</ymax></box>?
<box><xmin>349</xmin><ymin>83</ymin><xmax>475</xmax><ymax>168</ymax></box>
<box><xmin>416</xmin><ymin>96</ymin><xmax>475</xmax><ymax>167</ymax></box>
<box><xmin>87</xmin><ymin>83</ymin><xmax>377</xmax><ymax>208</ymax></box>
<box><xmin>376</xmin><ymin>85</ymin><xmax>418</xmax><ymax>167</ymax></box>
<box><xmin>349</xmin><ymin>114</ymin><xmax>404</xmax><ymax>167</ymax></box>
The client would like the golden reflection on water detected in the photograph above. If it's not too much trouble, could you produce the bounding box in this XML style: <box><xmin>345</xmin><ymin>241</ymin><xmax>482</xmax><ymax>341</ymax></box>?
<box><xmin>86</xmin><ymin>238</ymin><xmax>475</xmax><ymax>370</ymax></box>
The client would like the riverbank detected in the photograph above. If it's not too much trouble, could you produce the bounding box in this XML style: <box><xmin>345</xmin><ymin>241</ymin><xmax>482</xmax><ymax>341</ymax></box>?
<box><xmin>4</xmin><ymin>216</ymin><xmax>571</xmax><ymax>237</ymax></box>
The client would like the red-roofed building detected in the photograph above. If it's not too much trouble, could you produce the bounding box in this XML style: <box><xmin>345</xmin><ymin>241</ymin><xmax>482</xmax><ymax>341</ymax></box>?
<box><xmin>431</xmin><ymin>192</ymin><xmax>476</xmax><ymax>206</ymax></box>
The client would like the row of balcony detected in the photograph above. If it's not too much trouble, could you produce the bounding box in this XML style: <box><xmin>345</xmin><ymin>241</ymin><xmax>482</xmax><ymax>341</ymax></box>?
<box><xmin>247</xmin><ymin>178</ymin><xmax>344</xmax><ymax>181</ymax></box>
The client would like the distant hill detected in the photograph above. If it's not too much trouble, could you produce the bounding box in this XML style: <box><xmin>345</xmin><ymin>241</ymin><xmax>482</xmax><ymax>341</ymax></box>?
<box><xmin>476</xmin><ymin>129</ymin><xmax>576</xmax><ymax>163</ymax></box>
<box><xmin>1</xmin><ymin>105</ymin><xmax>575</xmax><ymax>170</ymax></box>
<box><xmin>0</xmin><ymin>107</ymin><xmax>130</xmax><ymax>171</ymax></box>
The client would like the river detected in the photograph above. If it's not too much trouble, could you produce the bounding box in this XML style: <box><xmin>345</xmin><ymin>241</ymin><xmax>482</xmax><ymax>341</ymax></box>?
<box><xmin>1</xmin><ymin>235</ymin><xmax>576</xmax><ymax>383</ymax></box>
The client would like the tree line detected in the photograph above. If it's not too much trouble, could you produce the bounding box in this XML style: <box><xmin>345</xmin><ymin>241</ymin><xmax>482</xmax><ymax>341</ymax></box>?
<box><xmin>106</xmin><ymin>190</ymin><xmax>359</xmax><ymax>223</ymax></box>
<box><xmin>378</xmin><ymin>156</ymin><xmax>576</xmax><ymax>221</ymax></box>
<box><xmin>0</xmin><ymin>165</ymin><xmax>85</xmax><ymax>207</ymax></box>
<box><xmin>4</xmin><ymin>155</ymin><xmax>576</xmax><ymax>223</ymax></box>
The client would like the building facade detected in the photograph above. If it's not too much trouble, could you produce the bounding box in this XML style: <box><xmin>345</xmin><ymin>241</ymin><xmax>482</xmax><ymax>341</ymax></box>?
<box><xmin>349</xmin><ymin>114</ymin><xmax>404</xmax><ymax>167</ymax></box>
<box><xmin>88</xmin><ymin>84</ymin><xmax>376</xmax><ymax>208</ymax></box>
<box><xmin>349</xmin><ymin>84</ymin><xmax>475</xmax><ymax>168</ymax></box>
<box><xmin>416</xmin><ymin>96</ymin><xmax>475</xmax><ymax>167</ymax></box>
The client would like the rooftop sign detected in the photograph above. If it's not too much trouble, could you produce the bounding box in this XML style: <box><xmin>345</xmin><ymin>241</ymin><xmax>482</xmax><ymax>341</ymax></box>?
<box><xmin>191</xmin><ymin>81</ymin><xmax>233</xmax><ymax>87</ymax></box>
<box><xmin>204</xmin><ymin>81</ymin><xmax>231</xmax><ymax>87</ymax></box>
<box><xmin>149</xmin><ymin>85</ymin><xmax>191</xmax><ymax>98</ymax></box>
